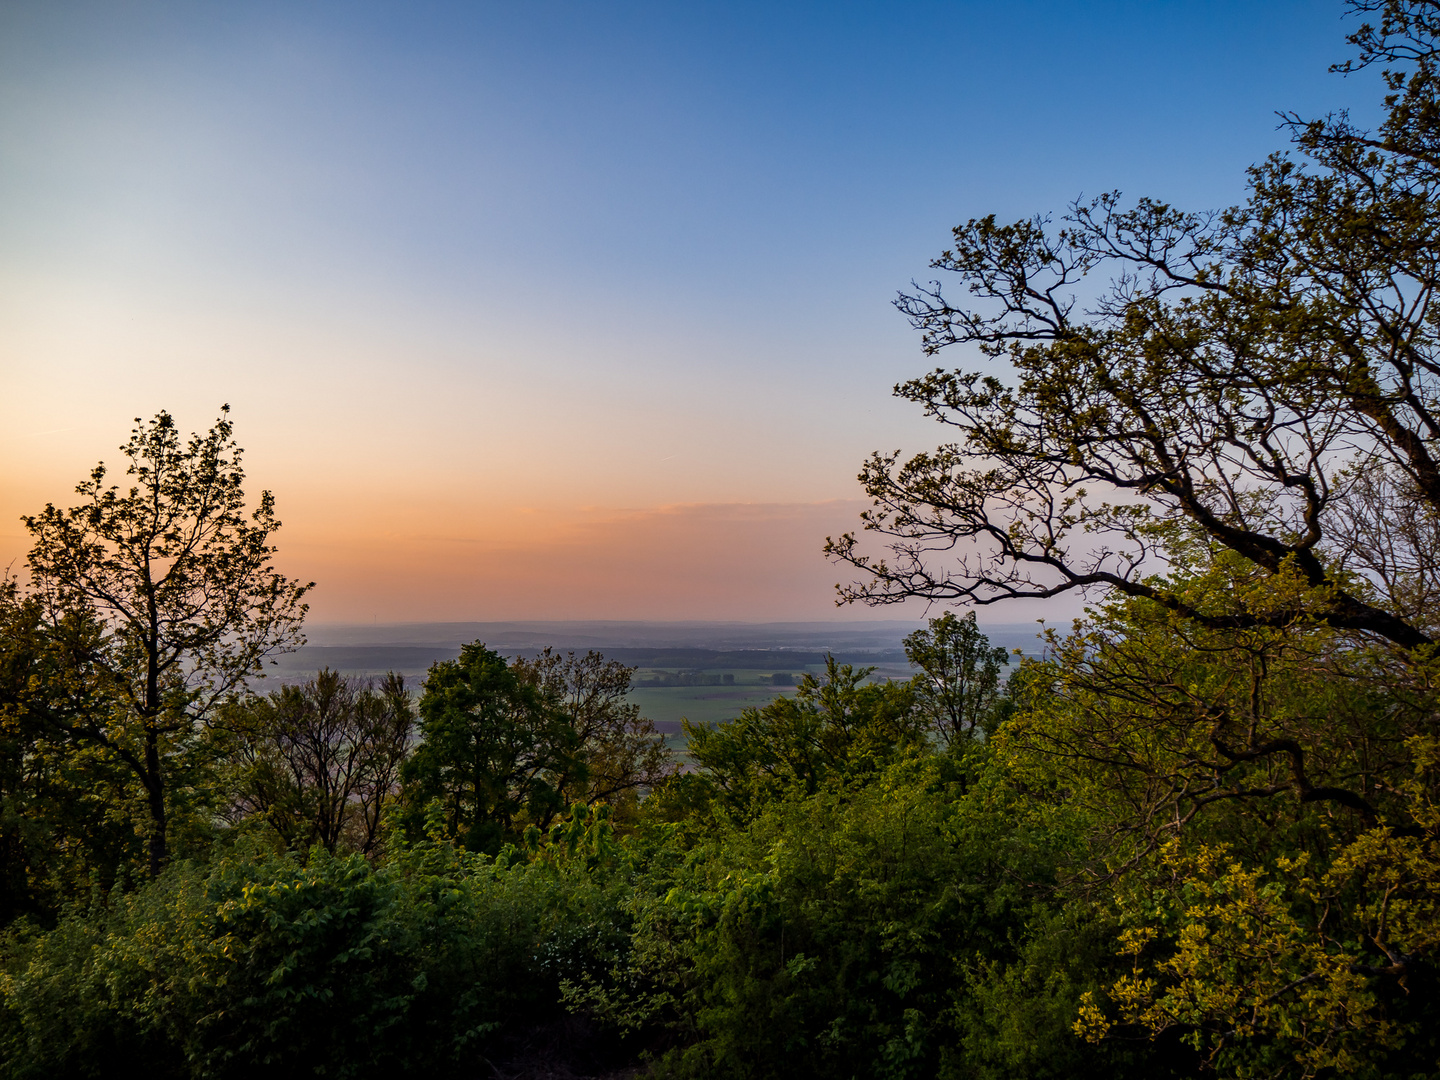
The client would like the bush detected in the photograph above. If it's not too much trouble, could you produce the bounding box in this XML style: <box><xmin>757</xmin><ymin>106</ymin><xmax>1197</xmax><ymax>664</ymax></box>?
<box><xmin>593</xmin><ymin>752</ymin><xmax>1161</xmax><ymax>1080</ymax></box>
<box><xmin>0</xmin><ymin>832</ymin><xmax>632</xmax><ymax>1079</ymax></box>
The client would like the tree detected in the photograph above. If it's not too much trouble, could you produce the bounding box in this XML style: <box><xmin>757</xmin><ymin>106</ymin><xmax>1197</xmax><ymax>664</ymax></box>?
<box><xmin>511</xmin><ymin>648</ymin><xmax>674</xmax><ymax>814</ymax></box>
<box><xmin>826</xmin><ymin>0</ymin><xmax>1440</xmax><ymax>655</ymax></box>
<box><xmin>0</xmin><ymin>579</ymin><xmax>146</xmax><ymax>919</ymax></box>
<box><xmin>827</xmin><ymin>0</ymin><xmax>1440</xmax><ymax>832</ymax></box>
<box><xmin>1028</xmin><ymin>583</ymin><xmax>1440</xmax><ymax>1076</ymax></box>
<box><xmin>21</xmin><ymin>408</ymin><xmax>311</xmax><ymax>874</ymax></box>
<box><xmin>402</xmin><ymin>643</ymin><xmax>582</xmax><ymax>853</ymax></box>
<box><xmin>824</xmin><ymin>2</ymin><xmax>1440</xmax><ymax>1070</ymax></box>
<box><xmin>222</xmin><ymin>669</ymin><xmax>413</xmax><ymax>855</ymax></box>
<box><xmin>903</xmin><ymin>611</ymin><xmax>1009</xmax><ymax>745</ymax></box>
<box><xmin>684</xmin><ymin>657</ymin><xmax>921</xmax><ymax>811</ymax></box>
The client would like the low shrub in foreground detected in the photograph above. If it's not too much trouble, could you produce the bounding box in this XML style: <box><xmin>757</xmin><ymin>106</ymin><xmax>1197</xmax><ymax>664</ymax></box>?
<box><xmin>0</xmin><ymin>831</ymin><xmax>630</xmax><ymax>1080</ymax></box>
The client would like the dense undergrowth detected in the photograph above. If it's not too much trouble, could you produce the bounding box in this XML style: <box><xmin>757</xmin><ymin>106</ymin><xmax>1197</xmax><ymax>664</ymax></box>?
<box><xmin>5</xmin><ymin>612</ymin><xmax>1440</xmax><ymax>1080</ymax></box>
<box><xmin>0</xmin><ymin>737</ymin><xmax>1183</xmax><ymax>1079</ymax></box>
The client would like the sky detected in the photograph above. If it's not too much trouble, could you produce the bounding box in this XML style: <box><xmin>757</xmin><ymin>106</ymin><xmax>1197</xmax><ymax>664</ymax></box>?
<box><xmin>0</xmin><ymin>0</ymin><xmax>1370</xmax><ymax>623</ymax></box>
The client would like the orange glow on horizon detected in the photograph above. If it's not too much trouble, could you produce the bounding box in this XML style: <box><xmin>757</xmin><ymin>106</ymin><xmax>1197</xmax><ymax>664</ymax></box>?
<box><xmin>279</xmin><ymin>499</ymin><xmax>896</xmax><ymax>622</ymax></box>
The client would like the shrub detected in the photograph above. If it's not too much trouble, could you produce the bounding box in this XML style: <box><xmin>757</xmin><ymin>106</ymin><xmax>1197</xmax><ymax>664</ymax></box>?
<box><xmin>0</xmin><ymin>831</ymin><xmax>632</xmax><ymax>1079</ymax></box>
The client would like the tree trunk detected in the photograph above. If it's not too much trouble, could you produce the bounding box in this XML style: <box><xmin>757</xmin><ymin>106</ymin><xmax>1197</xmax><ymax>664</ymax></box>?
<box><xmin>144</xmin><ymin>724</ymin><xmax>168</xmax><ymax>876</ymax></box>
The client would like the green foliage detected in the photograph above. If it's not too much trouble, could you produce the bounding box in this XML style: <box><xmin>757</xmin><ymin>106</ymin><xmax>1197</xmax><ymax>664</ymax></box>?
<box><xmin>219</xmin><ymin>669</ymin><xmax>413</xmax><ymax>855</ymax></box>
<box><xmin>0</xmin><ymin>581</ymin><xmax>146</xmax><ymax>920</ymax></box>
<box><xmin>19</xmin><ymin>408</ymin><xmax>311</xmax><ymax>874</ymax></box>
<box><xmin>903</xmin><ymin>611</ymin><xmax>1010</xmax><ymax>744</ymax></box>
<box><xmin>819</xmin><ymin>4</ymin><xmax>1440</xmax><ymax>1074</ymax></box>
<box><xmin>577</xmin><ymin>751</ymin><xmax>1169</xmax><ymax>1080</ymax></box>
<box><xmin>401</xmin><ymin>643</ymin><xmax>676</xmax><ymax>853</ymax></box>
<box><xmin>683</xmin><ymin>656</ymin><xmax>921</xmax><ymax>813</ymax></box>
<box><xmin>996</xmin><ymin>571</ymin><xmax>1440</xmax><ymax>1076</ymax></box>
<box><xmin>401</xmin><ymin>642</ymin><xmax>581</xmax><ymax>853</ymax></box>
<box><xmin>0</xmin><ymin>830</ymin><xmax>632</xmax><ymax>1079</ymax></box>
<box><xmin>511</xmin><ymin>648</ymin><xmax>675</xmax><ymax>820</ymax></box>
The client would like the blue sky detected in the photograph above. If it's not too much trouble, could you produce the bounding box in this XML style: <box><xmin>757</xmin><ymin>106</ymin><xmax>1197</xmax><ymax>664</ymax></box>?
<box><xmin>0</xmin><ymin>1</ymin><xmax>1367</xmax><ymax>621</ymax></box>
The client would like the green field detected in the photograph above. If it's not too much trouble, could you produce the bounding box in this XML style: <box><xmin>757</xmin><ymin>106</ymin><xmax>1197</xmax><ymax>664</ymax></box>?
<box><xmin>628</xmin><ymin>679</ymin><xmax>796</xmax><ymax>750</ymax></box>
<box><xmin>626</xmin><ymin>661</ymin><xmax>916</xmax><ymax>752</ymax></box>
<box><xmin>627</xmin><ymin>667</ymin><xmax>807</xmax><ymax>728</ymax></box>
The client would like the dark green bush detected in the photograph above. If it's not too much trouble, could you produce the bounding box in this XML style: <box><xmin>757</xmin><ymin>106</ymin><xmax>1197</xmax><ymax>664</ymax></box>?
<box><xmin>582</xmin><ymin>751</ymin><xmax>1159</xmax><ymax>1080</ymax></box>
<box><xmin>0</xmin><ymin>833</ymin><xmax>630</xmax><ymax>1079</ymax></box>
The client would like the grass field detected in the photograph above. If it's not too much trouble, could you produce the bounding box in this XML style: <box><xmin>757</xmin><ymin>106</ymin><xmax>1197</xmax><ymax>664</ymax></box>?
<box><xmin>628</xmin><ymin>672</ymin><xmax>805</xmax><ymax>753</ymax></box>
<box><xmin>626</xmin><ymin>660</ymin><xmax>917</xmax><ymax>752</ymax></box>
<box><xmin>628</xmin><ymin>678</ymin><xmax>796</xmax><ymax>738</ymax></box>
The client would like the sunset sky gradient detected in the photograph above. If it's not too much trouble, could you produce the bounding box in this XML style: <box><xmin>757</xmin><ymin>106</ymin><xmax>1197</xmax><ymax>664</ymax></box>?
<box><xmin>0</xmin><ymin>1</ymin><xmax>1366</xmax><ymax>622</ymax></box>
